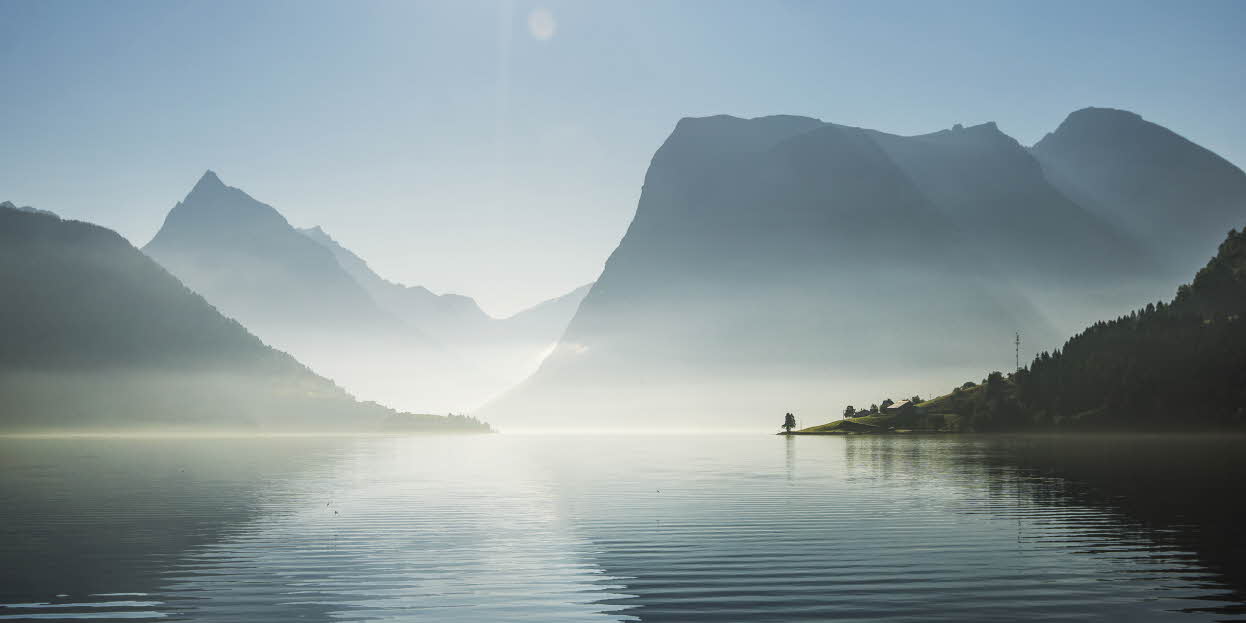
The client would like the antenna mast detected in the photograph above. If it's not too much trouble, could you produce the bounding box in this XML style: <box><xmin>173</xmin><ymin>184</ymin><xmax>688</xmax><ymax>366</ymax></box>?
<box><xmin>1014</xmin><ymin>331</ymin><xmax>1021</xmax><ymax>371</ymax></box>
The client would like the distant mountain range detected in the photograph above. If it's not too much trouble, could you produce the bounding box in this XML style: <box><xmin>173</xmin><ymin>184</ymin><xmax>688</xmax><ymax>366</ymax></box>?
<box><xmin>0</xmin><ymin>203</ymin><xmax>486</xmax><ymax>432</ymax></box>
<box><xmin>486</xmin><ymin>107</ymin><xmax>1246</xmax><ymax>428</ymax></box>
<box><xmin>6</xmin><ymin>106</ymin><xmax>1242</xmax><ymax>431</ymax></box>
<box><xmin>298</xmin><ymin>225</ymin><xmax>590</xmax><ymax>388</ymax></box>
<box><xmin>143</xmin><ymin>171</ymin><xmax>588</xmax><ymax>412</ymax></box>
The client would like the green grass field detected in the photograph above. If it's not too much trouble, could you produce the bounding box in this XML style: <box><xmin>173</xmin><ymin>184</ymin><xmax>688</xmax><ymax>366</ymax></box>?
<box><xmin>792</xmin><ymin>388</ymin><xmax>976</xmax><ymax>434</ymax></box>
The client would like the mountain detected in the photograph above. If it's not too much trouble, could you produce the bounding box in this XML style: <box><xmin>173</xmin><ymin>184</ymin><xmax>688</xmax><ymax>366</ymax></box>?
<box><xmin>867</xmin><ymin>120</ymin><xmax>1168</xmax><ymax>333</ymax></box>
<box><xmin>144</xmin><ymin>171</ymin><xmax>397</xmax><ymax>332</ymax></box>
<box><xmin>143</xmin><ymin>171</ymin><xmax>483</xmax><ymax>413</ymax></box>
<box><xmin>297</xmin><ymin>225</ymin><xmax>494</xmax><ymax>340</ymax></box>
<box><xmin>502</xmin><ymin>282</ymin><xmax>594</xmax><ymax>344</ymax></box>
<box><xmin>486</xmin><ymin>115</ymin><xmax>1063</xmax><ymax>428</ymax></box>
<box><xmin>1031</xmin><ymin>107</ymin><xmax>1246</xmax><ymax>280</ymax></box>
<box><xmin>299</xmin><ymin>225</ymin><xmax>591</xmax><ymax>388</ymax></box>
<box><xmin>0</xmin><ymin>203</ymin><xmax>487</xmax><ymax>432</ymax></box>
<box><xmin>866</xmin><ymin>123</ymin><xmax>1155</xmax><ymax>287</ymax></box>
<box><xmin>486</xmin><ymin>110</ymin><xmax>1245</xmax><ymax>429</ymax></box>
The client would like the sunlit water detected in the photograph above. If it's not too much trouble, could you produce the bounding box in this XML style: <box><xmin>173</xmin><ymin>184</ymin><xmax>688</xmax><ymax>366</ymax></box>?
<box><xmin>2</xmin><ymin>434</ymin><xmax>1245</xmax><ymax>621</ymax></box>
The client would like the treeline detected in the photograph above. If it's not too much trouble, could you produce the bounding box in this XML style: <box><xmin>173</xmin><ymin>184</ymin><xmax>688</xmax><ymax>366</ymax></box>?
<box><xmin>842</xmin><ymin>396</ymin><xmax>922</xmax><ymax>419</ymax></box>
<box><xmin>380</xmin><ymin>411</ymin><xmax>492</xmax><ymax>432</ymax></box>
<box><xmin>939</xmin><ymin>227</ymin><xmax>1246</xmax><ymax>431</ymax></box>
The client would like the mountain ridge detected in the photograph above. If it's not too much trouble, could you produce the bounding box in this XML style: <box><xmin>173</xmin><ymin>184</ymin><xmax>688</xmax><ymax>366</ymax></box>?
<box><xmin>485</xmin><ymin>107</ymin><xmax>1246</xmax><ymax>428</ymax></box>
<box><xmin>298</xmin><ymin>224</ymin><xmax>592</xmax><ymax>393</ymax></box>
<box><xmin>0</xmin><ymin>202</ymin><xmax>487</xmax><ymax>432</ymax></box>
<box><xmin>1031</xmin><ymin>106</ymin><xmax>1246</xmax><ymax>279</ymax></box>
<box><xmin>143</xmin><ymin>171</ymin><xmax>488</xmax><ymax>413</ymax></box>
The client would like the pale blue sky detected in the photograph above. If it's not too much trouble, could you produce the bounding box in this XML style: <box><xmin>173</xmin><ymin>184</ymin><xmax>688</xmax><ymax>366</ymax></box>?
<box><xmin>2</xmin><ymin>0</ymin><xmax>1243</xmax><ymax>315</ymax></box>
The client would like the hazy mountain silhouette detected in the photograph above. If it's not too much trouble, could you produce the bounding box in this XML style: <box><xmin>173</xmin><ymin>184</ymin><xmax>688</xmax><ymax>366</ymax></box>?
<box><xmin>867</xmin><ymin>123</ymin><xmax>1155</xmax><ymax>284</ymax></box>
<box><xmin>866</xmin><ymin>120</ymin><xmax>1167</xmax><ymax>332</ymax></box>
<box><xmin>501</xmin><ymin>283</ymin><xmax>594</xmax><ymax>344</ymax></box>
<box><xmin>297</xmin><ymin>225</ymin><xmax>494</xmax><ymax>338</ymax></box>
<box><xmin>299</xmin><ymin>225</ymin><xmax>591</xmax><ymax>387</ymax></box>
<box><xmin>486</xmin><ymin>115</ymin><xmax>1061</xmax><ymax>427</ymax></box>
<box><xmin>0</xmin><ymin>203</ymin><xmax>485</xmax><ymax>432</ymax></box>
<box><xmin>144</xmin><ymin>171</ymin><xmax>397</xmax><ymax>331</ymax></box>
<box><xmin>487</xmin><ymin>110</ymin><xmax>1245</xmax><ymax>428</ymax></box>
<box><xmin>143</xmin><ymin>171</ymin><xmax>487</xmax><ymax>413</ymax></box>
<box><xmin>1032</xmin><ymin>107</ymin><xmax>1246</xmax><ymax>279</ymax></box>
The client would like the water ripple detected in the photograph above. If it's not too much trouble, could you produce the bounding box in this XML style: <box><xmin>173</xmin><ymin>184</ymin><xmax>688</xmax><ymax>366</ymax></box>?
<box><xmin>3</xmin><ymin>434</ymin><xmax>1245</xmax><ymax>621</ymax></box>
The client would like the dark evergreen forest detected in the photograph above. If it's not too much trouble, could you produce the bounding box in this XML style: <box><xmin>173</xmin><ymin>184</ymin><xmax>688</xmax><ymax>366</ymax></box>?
<box><xmin>940</xmin><ymin>227</ymin><xmax>1246</xmax><ymax>430</ymax></box>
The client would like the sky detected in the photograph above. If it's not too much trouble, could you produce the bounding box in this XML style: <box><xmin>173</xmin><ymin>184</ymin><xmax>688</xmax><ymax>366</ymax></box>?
<box><xmin>2</xmin><ymin>0</ymin><xmax>1244</xmax><ymax>316</ymax></box>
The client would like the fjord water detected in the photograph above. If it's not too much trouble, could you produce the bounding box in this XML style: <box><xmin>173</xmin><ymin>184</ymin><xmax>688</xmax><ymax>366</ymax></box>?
<box><xmin>2</xmin><ymin>435</ymin><xmax>1244</xmax><ymax>621</ymax></box>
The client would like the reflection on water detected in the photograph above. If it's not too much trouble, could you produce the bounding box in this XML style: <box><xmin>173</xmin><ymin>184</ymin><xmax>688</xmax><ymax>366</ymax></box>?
<box><xmin>1</xmin><ymin>434</ymin><xmax>1244</xmax><ymax>621</ymax></box>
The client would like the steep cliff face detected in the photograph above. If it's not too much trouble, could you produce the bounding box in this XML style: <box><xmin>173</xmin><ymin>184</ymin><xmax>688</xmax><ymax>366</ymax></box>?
<box><xmin>486</xmin><ymin>109</ymin><xmax>1246</xmax><ymax>429</ymax></box>
<box><xmin>488</xmin><ymin>116</ymin><xmax>1059</xmax><ymax>427</ymax></box>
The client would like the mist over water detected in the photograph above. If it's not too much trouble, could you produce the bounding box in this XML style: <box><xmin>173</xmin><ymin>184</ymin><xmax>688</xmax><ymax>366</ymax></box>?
<box><xmin>3</xmin><ymin>434</ymin><xmax>1244</xmax><ymax>621</ymax></box>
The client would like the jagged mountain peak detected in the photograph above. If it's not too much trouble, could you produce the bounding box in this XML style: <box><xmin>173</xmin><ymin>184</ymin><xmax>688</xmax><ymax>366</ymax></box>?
<box><xmin>143</xmin><ymin>173</ymin><xmax>399</xmax><ymax>335</ymax></box>
<box><xmin>943</xmin><ymin>120</ymin><xmax>1003</xmax><ymax>138</ymax></box>
<box><xmin>192</xmin><ymin>169</ymin><xmax>226</xmax><ymax>193</ymax></box>
<box><xmin>146</xmin><ymin>171</ymin><xmax>294</xmax><ymax>251</ymax></box>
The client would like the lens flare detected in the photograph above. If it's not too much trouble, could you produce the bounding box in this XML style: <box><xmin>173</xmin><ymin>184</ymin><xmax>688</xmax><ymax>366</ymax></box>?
<box><xmin>527</xmin><ymin>8</ymin><xmax>556</xmax><ymax>41</ymax></box>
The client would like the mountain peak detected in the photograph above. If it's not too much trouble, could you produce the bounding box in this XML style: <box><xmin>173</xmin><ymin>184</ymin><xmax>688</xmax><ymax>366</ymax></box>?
<box><xmin>1065</xmin><ymin>106</ymin><xmax>1144</xmax><ymax>123</ymax></box>
<box><xmin>191</xmin><ymin>169</ymin><xmax>226</xmax><ymax>195</ymax></box>
<box><xmin>1038</xmin><ymin>108</ymin><xmax>1146</xmax><ymax>144</ymax></box>
<box><xmin>145</xmin><ymin>170</ymin><xmax>298</xmax><ymax>254</ymax></box>
<box><xmin>303</xmin><ymin>225</ymin><xmax>330</xmax><ymax>240</ymax></box>
<box><xmin>926</xmin><ymin>121</ymin><xmax>1008</xmax><ymax>144</ymax></box>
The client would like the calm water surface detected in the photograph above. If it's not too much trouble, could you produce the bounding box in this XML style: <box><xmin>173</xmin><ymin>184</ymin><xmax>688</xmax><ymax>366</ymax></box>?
<box><xmin>2</xmin><ymin>434</ymin><xmax>1245</xmax><ymax>621</ymax></box>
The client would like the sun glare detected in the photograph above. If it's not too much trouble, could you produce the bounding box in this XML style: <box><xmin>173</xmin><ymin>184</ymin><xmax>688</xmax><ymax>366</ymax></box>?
<box><xmin>527</xmin><ymin>8</ymin><xmax>556</xmax><ymax>41</ymax></box>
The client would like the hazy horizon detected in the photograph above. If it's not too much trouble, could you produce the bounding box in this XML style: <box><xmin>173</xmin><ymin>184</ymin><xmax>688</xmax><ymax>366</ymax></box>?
<box><xmin>3</xmin><ymin>0</ymin><xmax>1245</xmax><ymax>315</ymax></box>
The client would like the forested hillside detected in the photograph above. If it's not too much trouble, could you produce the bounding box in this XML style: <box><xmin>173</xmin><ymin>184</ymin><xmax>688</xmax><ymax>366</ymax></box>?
<box><xmin>928</xmin><ymin>227</ymin><xmax>1246</xmax><ymax>430</ymax></box>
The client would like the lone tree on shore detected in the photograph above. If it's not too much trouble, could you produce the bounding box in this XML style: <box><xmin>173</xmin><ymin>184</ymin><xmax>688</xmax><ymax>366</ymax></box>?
<box><xmin>843</xmin><ymin>405</ymin><xmax>856</xmax><ymax>419</ymax></box>
<box><xmin>783</xmin><ymin>412</ymin><xmax>796</xmax><ymax>433</ymax></box>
